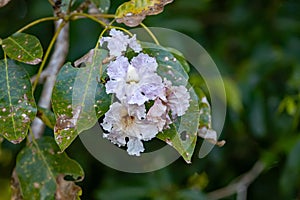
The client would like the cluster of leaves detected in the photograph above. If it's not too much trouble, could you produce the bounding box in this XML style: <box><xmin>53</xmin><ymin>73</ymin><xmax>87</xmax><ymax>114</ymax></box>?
<box><xmin>0</xmin><ymin>0</ymin><xmax>217</xmax><ymax>199</ymax></box>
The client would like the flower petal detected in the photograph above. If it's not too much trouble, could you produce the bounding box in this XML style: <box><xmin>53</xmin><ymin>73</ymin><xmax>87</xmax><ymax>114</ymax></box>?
<box><xmin>107</xmin><ymin>56</ymin><xmax>129</xmax><ymax>79</ymax></box>
<box><xmin>131</xmin><ymin>53</ymin><xmax>158</xmax><ymax>72</ymax></box>
<box><xmin>167</xmin><ymin>84</ymin><xmax>190</xmax><ymax>117</ymax></box>
<box><xmin>101</xmin><ymin>102</ymin><xmax>159</xmax><ymax>156</ymax></box>
<box><xmin>127</xmin><ymin>137</ymin><xmax>145</xmax><ymax>156</ymax></box>
<box><xmin>147</xmin><ymin>98</ymin><xmax>170</xmax><ymax>131</ymax></box>
<box><xmin>128</xmin><ymin>35</ymin><xmax>142</xmax><ymax>53</ymax></box>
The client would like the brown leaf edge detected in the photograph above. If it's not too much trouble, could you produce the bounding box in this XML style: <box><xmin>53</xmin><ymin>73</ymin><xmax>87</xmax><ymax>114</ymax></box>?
<box><xmin>116</xmin><ymin>0</ymin><xmax>173</xmax><ymax>27</ymax></box>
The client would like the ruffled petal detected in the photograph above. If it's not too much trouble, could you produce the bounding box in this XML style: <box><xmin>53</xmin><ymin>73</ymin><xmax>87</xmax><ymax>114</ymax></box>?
<box><xmin>127</xmin><ymin>137</ymin><xmax>144</xmax><ymax>156</ymax></box>
<box><xmin>147</xmin><ymin>98</ymin><xmax>169</xmax><ymax>131</ymax></box>
<box><xmin>166</xmin><ymin>84</ymin><xmax>190</xmax><ymax>117</ymax></box>
<box><xmin>107</xmin><ymin>56</ymin><xmax>129</xmax><ymax>79</ymax></box>
<box><xmin>131</xmin><ymin>53</ymin><xmax>158</xmax><ymax>72</ymax></box>
<box><xmin>128</xmin><ymin>35</ymin><xmax>142</xmax><ymax>53</ymax></box>
<box><xmin>100</xmin><ymin>29</ymin><xmax>141</xmax><ymax>57</ymax></box>
<box><xmin>101</xmin><ymin>102</ymin><xmax>159</xmax><ymax>156</ymax></box>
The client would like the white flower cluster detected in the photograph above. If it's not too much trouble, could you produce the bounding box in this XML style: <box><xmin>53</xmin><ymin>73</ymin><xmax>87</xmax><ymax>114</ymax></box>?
<box><xmin>100</xmin><ymin>29</ymin><xmax>190</xmax><ymax>156</ymax></box>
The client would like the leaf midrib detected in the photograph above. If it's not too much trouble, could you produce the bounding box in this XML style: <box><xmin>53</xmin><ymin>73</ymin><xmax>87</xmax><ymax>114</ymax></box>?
<box><xmin>4</xmin><ymin>59</ymin><xmax>17</xmax><ymax>137</ymax></box>
<box><xmin>8</xmin><ymin>36</ymin><xmax>36</xmax><ymax>60</ymax></box>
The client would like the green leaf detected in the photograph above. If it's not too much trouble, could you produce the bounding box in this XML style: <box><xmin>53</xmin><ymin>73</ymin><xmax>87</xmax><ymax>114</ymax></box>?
<box><xmin>52</xmin><ymin>63</ymin><xmax>79</xmax><ymax>151</ymax></box>
<box><xmin>165</xmin><ymin>46</ymin><xmax>190</xmax><ymax>73</ymax></box>
<box><xmin>37</xmin><ymin>107</ymin><xmax>56</xmax><ymax>130</ymax></box>
<box><xmin>196</xmin><ymin>89</ymin><xmax>212</xmax><ymax>128</ymax></box>
<box><xmin>142</xmin><ymin>42</ymin><xmax>189</xmax><ymax>86</ymax></box>
<box><xmin>91</xmin><ymin>0</ymin><xmax>110</xmax><ymax>13</ymax></box>
<box><xmin>2</xmin><ymin>33</ymin><xmax>43</xmax><ymax>65</ymax></box>
<box><xmin>15</xmin><ymin>136</ymin><xmax>84</xmax><ymax>200</ymax></box>
<box><xmin>141</xmin><ymin>43</ymin><xmax>200</xmax><ymax>162</ymax></box>
<box><xmin>194</xmin><ymin>87</ymin><xmax>225</xmax><ymax>147</ymax></box>
<box><xmin>0</xmin><ymin>59</ymin><xmax>37</xmax><ymax>144</ymax></box>
<box><xmin>52</xmin><ymin>49</ymin><xmax>111</xmax><ymax>151</ymax></box>
<box><xmin>72</xmin><ymin>48</ymin><xmax>110</xmax><ymax>133</ymax></box>
<box><xmin>157</xmin><ymin>87</ymin><xmax>200</xmax><ymax>163</ymax></box>
<box><xmin>115</xmin><ymin>0</ymin><xmax>173</xmax><ymax>27</ymax></box>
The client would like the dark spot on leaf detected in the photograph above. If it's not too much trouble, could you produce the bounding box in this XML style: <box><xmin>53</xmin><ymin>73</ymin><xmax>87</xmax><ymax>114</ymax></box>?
<box><xmin>180</xmin><ymin>131</ymin><xmax>187</xmax><ymax>141</ymax></box>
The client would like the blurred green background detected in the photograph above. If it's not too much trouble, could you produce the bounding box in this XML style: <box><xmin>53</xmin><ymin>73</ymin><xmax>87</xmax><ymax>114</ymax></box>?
<box><xmin>1</xmin><ymin>0</ymin><xmax>300</xmax><ymax>199</ymax></box>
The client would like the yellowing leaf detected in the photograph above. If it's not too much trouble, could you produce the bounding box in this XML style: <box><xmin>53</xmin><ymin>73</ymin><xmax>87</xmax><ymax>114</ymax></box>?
<box><xmin>115</xmin><ymin>0</ymin><xmax>173</xmax><ymax>27</ymax></box>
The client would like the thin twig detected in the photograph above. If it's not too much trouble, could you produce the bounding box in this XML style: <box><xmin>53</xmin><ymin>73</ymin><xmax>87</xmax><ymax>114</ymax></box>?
<box><xmin>207</xmin><ymin>161</ymin><xmax>265</xmax><ymax>200</ymax></box>
<box><xmin>140</xmin><ymin>23</ymin><xmax>160</xmax><ymax>45</ymax></box>
<box><xmin>31</xmin><ymin>19</ymin><xmax>69</xmax><ymax>138</ymax></box>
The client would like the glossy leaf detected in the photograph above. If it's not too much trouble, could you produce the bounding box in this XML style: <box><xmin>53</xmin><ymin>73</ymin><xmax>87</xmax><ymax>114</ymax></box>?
<box><xmin>166</xmin><ymin>46</ymin><xmax>190</xmax><ymax>73</ymax></box>
<box><xmin>91</xmin><ymin>0</ymin><xmax>110</xmax><ymax>13</ymax></box>
<box><xmin>2</xmin><ymin>33</ymin><xmax>43</xmax><ymax>65</ymax></box>
<box><xmin>115</xmin><ymin>0</ymin><xmax>173</xmax><ymax>27</ymax></box>
<box><xmin>15</xmin><ymin>137</ymin><xmax>84</xmax><ymax>200</ymax></box>
<box><xmin>142</xmin><ymin>43</ymin><xmax>200</xmax><ymax>162</ymax></box>
<box><xmin>142</xmin><ymin>42</ymin><xmax>189</xmax><ymax>86</ymax></box>
<box><xmin>52</xmin><ymin>49</ymin><xmax>111</xmax><ymax>151</ymax></box>
<box><xmin>157</xmin><ymin>87</ymin><xmax>200</xmax><ymax>163</ymax></box>
<box><xmin>72</xmin><ymin>48</ymin><xmax>109</xmax><ymax>133</ymax></box>
<box><xmin>52</xmin><ymin>63</ymin><xmax>79</xmax><ymax>151</ymax></box>
<box><xmin>0</xmin><ymin>59</ymin><xmax>37</xmax><ymax>144</ymax></box>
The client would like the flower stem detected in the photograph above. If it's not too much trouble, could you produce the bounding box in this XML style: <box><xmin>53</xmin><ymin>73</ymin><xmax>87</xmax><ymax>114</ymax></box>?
<box><xmin>70</xmin><ymin>12</ymin><xmax>107</xmax><ymax>27</ymax></box>
<box><xmin>32</xmin><ymin>21</ymin><xmax>66</xmax><ymax>91</ymax></box>
<box><xmin>17</xmin><ymin>17</ymin><xmax>60</xmax><ymax>33</ymax></box>
<box><xmin>140</xmin><ymin>23</ymin><xmax>160</xmax><ymax>45</ymax></box>
<box><xmin>90</xmin><ymin>14</ymin><xmax>116</xmax><ymax>18</ymax></box>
